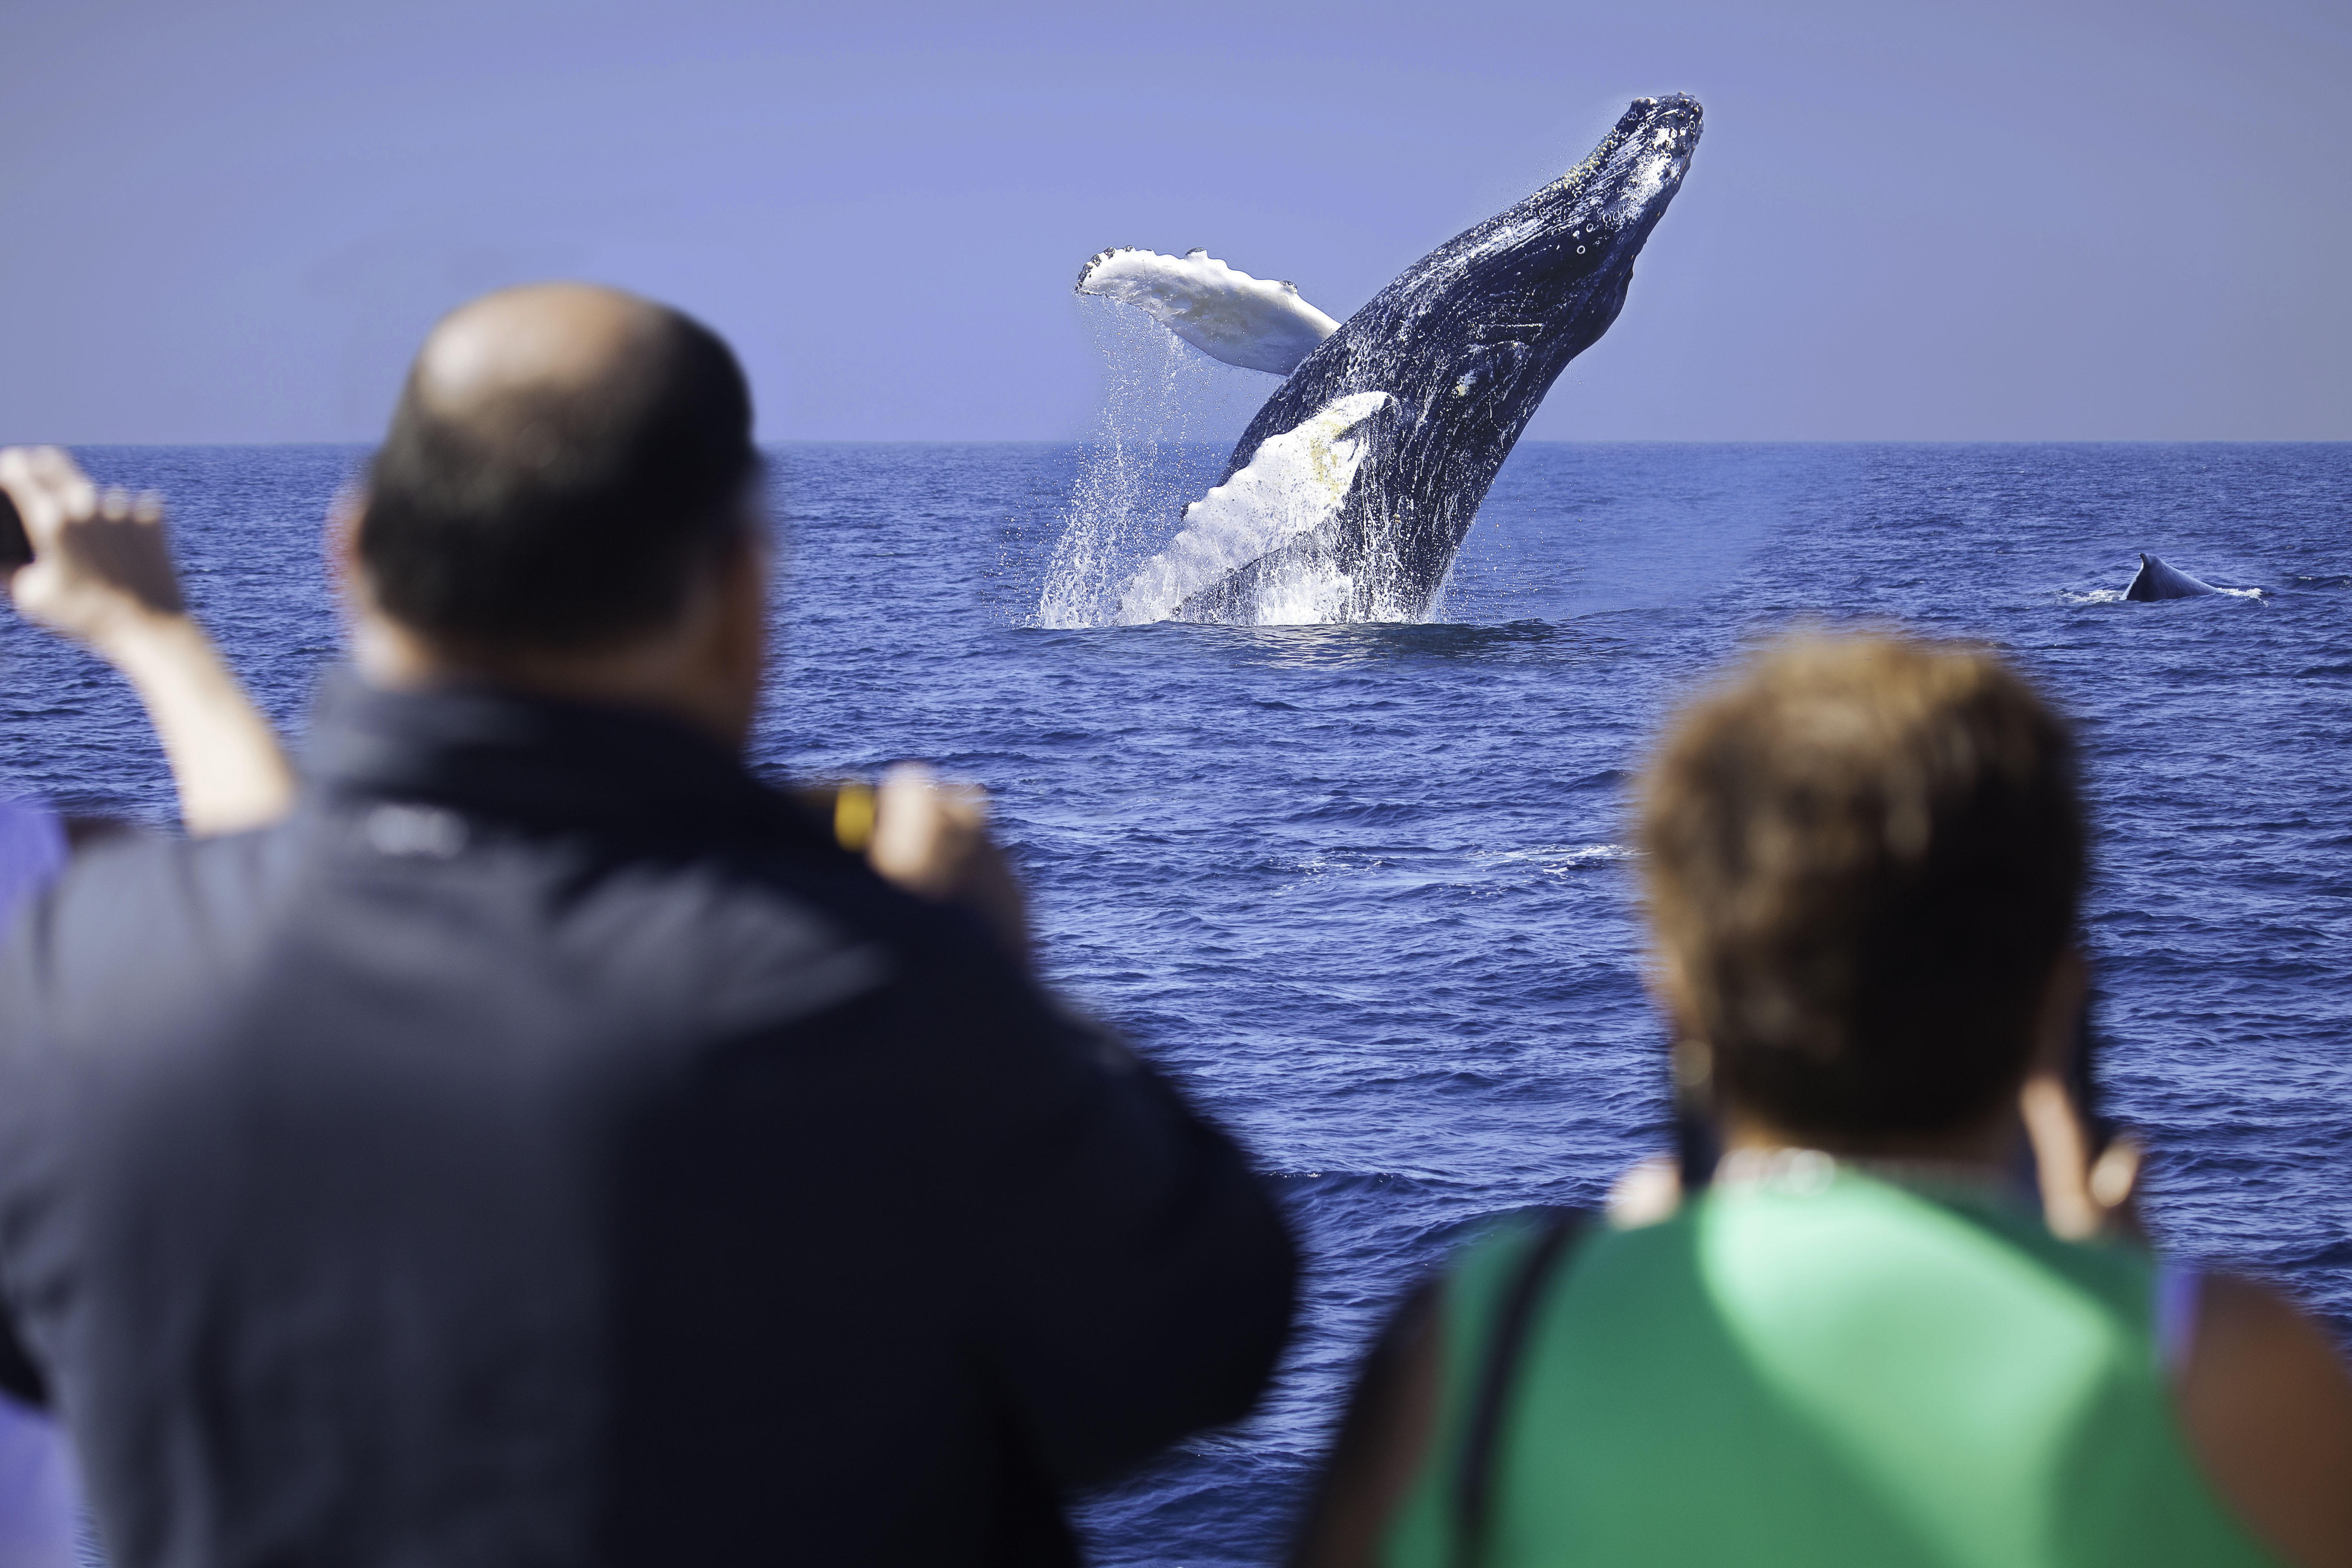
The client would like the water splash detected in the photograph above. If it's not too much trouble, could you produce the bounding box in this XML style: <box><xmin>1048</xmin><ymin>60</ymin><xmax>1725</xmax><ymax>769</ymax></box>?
<box><xmin>1115</xmin><ymin>392</ymin><xmax>1392</xmax><ymax>626</ymax></box>
<box><xmin>1036</xmin><ymin>298</ymin><xmax>1273</xmax><ymax>628</ymax></box>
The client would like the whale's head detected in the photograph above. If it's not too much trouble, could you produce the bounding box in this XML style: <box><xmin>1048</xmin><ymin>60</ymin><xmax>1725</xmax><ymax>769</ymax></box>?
<box><xmin>1379</xmin><ymin>93</ymin><xmax>1701</xmax><ymax>390</ymax></box>
<box><xmin>1547</xmin><ymin>93</ymin><xmax>1702</xmax><ymax>280</ymax></box>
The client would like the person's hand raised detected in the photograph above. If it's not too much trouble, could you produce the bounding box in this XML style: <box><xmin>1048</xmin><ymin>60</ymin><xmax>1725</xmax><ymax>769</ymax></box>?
<box><xmin>0</xmin><ymin>445</ymin><xmax>293</xmax><ymax>836</ymax></box>
<box><xmin>868</xmin><ymin>764</ymin><xmax>1032</xmax><ymax>969</ymax></box>
<box><xmin>0</xmin><ymin>446</ymin><xmax>186</xmax><ymax>653</ymax></box>
<box><xmin>2020</xmin><ymin>1073</ymin><xmax>2144</xmax><ymax>1241</ymax></box>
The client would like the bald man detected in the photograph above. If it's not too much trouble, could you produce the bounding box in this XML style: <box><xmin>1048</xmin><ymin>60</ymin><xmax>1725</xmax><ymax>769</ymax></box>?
<box><xmin>0</xmin><ymin>286</ymin><xmax>1296</xmax><ymax>1567</ymax></box>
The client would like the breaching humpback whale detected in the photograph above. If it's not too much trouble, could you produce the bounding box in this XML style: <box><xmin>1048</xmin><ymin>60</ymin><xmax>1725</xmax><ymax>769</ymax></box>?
<box><xmin>1094</xmin><ymin>93</ymin><xmax>1701</xmax><ymax>625</ymax></box>
<box><xmin>2124</xmin><ymin>553</ymin><xmax>2225</xmax><ymax>601</ymax></box>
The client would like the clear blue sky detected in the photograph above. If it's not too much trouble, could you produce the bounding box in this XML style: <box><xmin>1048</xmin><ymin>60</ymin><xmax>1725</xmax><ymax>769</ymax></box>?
<box><xmin>3</xmin><ymin>0</ymin><xmax>2345</xmax><ymax>442</ymax></box>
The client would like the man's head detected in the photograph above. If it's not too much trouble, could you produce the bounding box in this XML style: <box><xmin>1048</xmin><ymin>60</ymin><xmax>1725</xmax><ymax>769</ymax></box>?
<box><xmin>1638</xmin><ymin>633</ymin><xmax>2086</xmax><ymax>1147</ymax></box>
<box><xmin>348</xmin><ymin>284</ymin><xmax>764</xmax><ymax>740</ymax></box>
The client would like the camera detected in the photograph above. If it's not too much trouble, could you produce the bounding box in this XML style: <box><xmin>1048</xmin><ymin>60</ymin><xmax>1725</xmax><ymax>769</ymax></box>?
<box><xmin>0</xmin><ymin>490</ymin><xmax>28</xmax><ymax>570</ymax></box>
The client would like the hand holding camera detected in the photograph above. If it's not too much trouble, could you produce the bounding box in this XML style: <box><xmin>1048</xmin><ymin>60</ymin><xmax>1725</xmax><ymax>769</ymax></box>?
<box><xmin>867</xmin><ymin>764</ymin><xmax>1033</xmax><ymax>968</ymax></box>
<box><xmin>0</xmin><ymin>446</ymin><xmax>292</xmax><ymax>835</ymax></box>
<box><xmin>0</xmin><ymin>446</ymin><xmax>187</xmax><ymax>652</ymax></box>
<box><xmin>0</xmin><ymin>488</ymin><xmax>26</xmax><ymax>571</ymax></box>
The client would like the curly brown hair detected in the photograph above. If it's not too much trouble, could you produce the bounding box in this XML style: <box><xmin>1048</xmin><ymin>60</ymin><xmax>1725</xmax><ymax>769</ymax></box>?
<box><xmin>1638</xmin><ymin>632</ymin><xmax>2086</xmax><ymax>1143</ymax></box>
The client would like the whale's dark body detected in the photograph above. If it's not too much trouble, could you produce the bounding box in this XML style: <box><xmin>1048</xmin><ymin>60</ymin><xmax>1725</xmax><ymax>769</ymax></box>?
<box><xmin>1167</xmin><ymin>95</ymin><xmax>1701</xmax><ymax>624</ymax></box>
<box><xmin>2125</xmin><ymin>553</ymin><xmax>2224</xmax><ymax>601</ymax></box>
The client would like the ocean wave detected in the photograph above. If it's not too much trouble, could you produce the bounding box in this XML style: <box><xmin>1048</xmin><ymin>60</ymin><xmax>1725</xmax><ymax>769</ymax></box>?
<box><xmin>1477</xmin><ymin>842</ymin><xmax>1640</xmax><ymax>873</ymax></box>
<box><xmin>1278</xmin><ymin>842</ymin><xmax>1637</xmax><ymax>892</ymax></box>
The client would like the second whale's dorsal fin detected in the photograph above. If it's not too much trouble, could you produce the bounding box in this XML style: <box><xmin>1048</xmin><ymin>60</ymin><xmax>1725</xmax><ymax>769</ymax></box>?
<box><xmin>1075</xmin><ymin>247</ymin><xmax>1340</xmax><ymax>376</ymax></box>
<box><xmin>2125</xmin><ymin>551</ymin><xmax>2225</xmax><ymax>601</ymax></box>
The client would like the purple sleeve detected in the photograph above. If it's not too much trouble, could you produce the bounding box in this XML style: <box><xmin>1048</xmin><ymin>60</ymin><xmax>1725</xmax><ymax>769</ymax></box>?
<box><xmin>0</xmin><ymin>801</ymin><xmax>67</xmax><ymax>922</ymax></box>
<box><xmin>0</xmin><ymin>800</ymin><xmax>77</xmax><ymax>1562</ymax></box>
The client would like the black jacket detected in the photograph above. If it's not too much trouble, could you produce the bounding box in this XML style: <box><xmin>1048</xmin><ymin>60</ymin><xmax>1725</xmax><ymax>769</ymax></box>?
<box><xmin>0</xmin><ymin>680</ymin><xmax>1295</xmax><ymax>1567</ymax></box>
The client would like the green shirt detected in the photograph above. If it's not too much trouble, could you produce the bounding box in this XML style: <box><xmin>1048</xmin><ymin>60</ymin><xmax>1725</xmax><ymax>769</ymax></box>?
<box><xmin>1383</xmin><ymin>1167</ymin><xmax>2280</xmax><ymax>1568</ymax></box>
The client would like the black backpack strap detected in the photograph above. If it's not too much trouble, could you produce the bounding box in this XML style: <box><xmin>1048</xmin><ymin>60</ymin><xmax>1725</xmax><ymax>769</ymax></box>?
<box><xmin>1452</xmin><ymin>1207</ymin><xmax>1587</xmax><ymax>1568</ymax></box>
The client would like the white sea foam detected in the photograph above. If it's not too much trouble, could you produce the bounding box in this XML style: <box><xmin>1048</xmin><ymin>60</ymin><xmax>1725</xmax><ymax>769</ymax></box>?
<box><xmin>2061</xmin><ymin>585</ymin><xmax>2266</xmax><ymax>605</ymax></box>
<box><xmin>1115</xmin><ymin>392</ymin><xmax>1392</xmax><ymax>625</ymax></box>
<box><xmin>1036</xmin><ymin>301</ymin><xmax>1275</xmax><ymax>629</ymax></box>
<box><xmin>1076</xmin><ymin>248</ymin><xmax>1340</xmax><ymax>376</ymax></box>
<box><xmin>1479</xmin><ymin>843</ymin><xmax>1640</xmax><ymax>875</ymax></box>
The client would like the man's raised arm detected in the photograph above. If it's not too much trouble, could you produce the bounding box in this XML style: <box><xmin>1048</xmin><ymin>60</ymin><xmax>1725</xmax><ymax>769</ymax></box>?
<box><xmin>1</xmin><ymin>446</ymin><xmax>294</xmax><ymax>836</ymax></box>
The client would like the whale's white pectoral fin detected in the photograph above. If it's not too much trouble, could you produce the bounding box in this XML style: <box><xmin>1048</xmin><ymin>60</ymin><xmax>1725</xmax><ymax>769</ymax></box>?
<box><xmin>1114</xmin><ymin>390</ymin><xmax>1392</xmax><ymax>624</ymax></box>
<box><xmin>1075</xmin><ymin>247</ymin><xmax>1340</xmax><ymax>376</ymax></box>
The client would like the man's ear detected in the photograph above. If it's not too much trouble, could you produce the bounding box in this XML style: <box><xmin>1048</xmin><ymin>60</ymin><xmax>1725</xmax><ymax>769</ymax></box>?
<box><xmin>329</xmin><ymin>489</ymin><xmax>425</xmax><ymax>684</ymax></box>
<box><xmin>706</xmin><ymin>532</ymin><xmax>764</xmax><ymax>644</ymax></box>
<box><xmin>326</xmin><ymin>488</ymin><xmax>367</xmax><ymax>600</ymax></box>
<box><xmin>699</xmin><ymin>531</ymin><xmax>770</xmax><ymax>746</ymax></box>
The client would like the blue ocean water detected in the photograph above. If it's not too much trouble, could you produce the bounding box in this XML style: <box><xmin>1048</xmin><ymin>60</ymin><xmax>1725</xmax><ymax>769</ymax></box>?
<box><xmin>2</xmin><ymin>441</ymin><xmax>2347</xmax><ymax>1565</ymax></box>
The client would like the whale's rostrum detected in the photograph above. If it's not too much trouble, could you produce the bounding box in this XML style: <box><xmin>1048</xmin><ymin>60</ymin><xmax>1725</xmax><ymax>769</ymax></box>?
<box><xmin>1113</xmin><ymin>94</ymin><xmax>1702</xmax><ymax>625</ymax></box>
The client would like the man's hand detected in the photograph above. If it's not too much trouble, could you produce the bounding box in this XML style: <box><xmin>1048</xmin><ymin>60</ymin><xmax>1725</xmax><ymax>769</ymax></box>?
<box><xmin>868</xmin><ymin>764</ymin><xmax>1032</xmax><ymax>968</ymax></box>
<box><xmin>0</xmin><ymin>446</ymin><xmax>186</xmax><ymax>653</ymax></box>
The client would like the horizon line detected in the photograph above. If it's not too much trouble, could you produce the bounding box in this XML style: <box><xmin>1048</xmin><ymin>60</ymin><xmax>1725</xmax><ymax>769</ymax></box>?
<box><xmin>24</xmin><ymin>436</ymin><xmax>2352</xmax><ymax>450</ymax></box>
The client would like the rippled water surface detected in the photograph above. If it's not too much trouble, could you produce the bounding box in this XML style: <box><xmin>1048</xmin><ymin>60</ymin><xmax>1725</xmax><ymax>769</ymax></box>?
<box><xmin>3</xmin><ymin>442</ymin><xmax>2346</xmax><ymax>1566</ymax></box>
